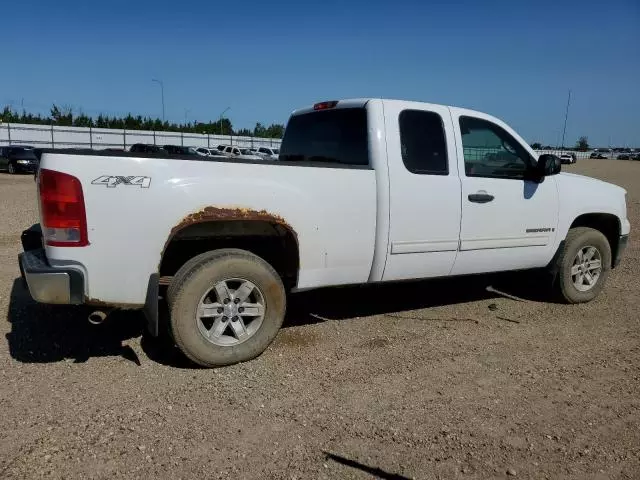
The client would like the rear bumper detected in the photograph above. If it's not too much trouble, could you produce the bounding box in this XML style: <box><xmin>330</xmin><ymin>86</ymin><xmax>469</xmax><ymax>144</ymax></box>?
<box><xmin>20</xmin><ymin>224</ymin><xmax>84</xmax><ymax>304</ymax></box>
<box><xmin>614</xmin><ymin>234</ymin><xmax>629</xmax><ymax>268</ymax></box>
<box><xmin>19</xmin><ymin>249</ymin><xmax>85</xmax><ymax>304</ymax></box>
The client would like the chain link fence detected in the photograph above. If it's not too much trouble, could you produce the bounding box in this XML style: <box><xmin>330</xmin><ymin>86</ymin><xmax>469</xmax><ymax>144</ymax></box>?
<box><xmin>0</xmin><ymin>123</ymin><xmax>281</xmax><ymax>151</ymax></box>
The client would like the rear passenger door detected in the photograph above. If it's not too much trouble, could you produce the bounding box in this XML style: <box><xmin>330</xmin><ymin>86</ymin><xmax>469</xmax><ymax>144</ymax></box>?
<box><xmin>382</xmin><ymin>102</ymin><xmax>462</xmax><ymax>281</ymax></box>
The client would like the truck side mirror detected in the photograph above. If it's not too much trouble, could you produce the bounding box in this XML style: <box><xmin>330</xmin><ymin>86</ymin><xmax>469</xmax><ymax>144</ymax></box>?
<box><xmin>536</xmin><ymin>154</ymin><xmax>562</xmax><ymax>178</ymax></box>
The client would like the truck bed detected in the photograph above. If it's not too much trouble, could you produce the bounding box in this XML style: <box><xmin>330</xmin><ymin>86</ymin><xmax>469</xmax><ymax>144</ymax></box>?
<box><xmin>37</xmin><ymin>150</ymin><xmax>378</xmax><ymax>305</ymax></box>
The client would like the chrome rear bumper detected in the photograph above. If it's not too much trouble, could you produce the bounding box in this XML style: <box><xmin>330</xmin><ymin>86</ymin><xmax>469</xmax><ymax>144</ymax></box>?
<box><xmin>19</xmin><ymin>248</ymin><xmax>84</xmax><ymax>305</ymax></box>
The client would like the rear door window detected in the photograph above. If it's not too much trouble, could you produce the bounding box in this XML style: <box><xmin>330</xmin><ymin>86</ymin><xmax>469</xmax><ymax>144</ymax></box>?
<box><xmin>399</xmin><ymin>110</ymin><xmax>448</xmax><ymax>175</ymax></box>
<box><xmin>279</xmin><ymin>107</ymin><xmax>369</xmax><ymax>166</ymax></box>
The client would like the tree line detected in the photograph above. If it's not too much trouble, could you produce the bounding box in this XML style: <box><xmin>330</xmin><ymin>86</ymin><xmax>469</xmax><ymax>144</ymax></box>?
<box><xmin>0</xmin><ymin>104</ymin><xmax>285</xmax><ymax>138</ymax></box>
<box><xmin>530</xmin><ymin>136</ymin><xmax>590</xmax><ymax>151</ymax></box>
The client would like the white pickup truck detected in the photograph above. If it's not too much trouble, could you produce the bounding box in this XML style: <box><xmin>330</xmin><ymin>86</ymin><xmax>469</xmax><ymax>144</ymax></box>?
<box><xmin>19</xmin><ymin>98</ymin><xmax>630</xmax><ymax>367</ymax></box>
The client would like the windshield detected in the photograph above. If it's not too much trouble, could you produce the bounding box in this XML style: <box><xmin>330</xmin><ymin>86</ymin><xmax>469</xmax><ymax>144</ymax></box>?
<box><xmin>9</xmin><ymin>147</ymin><xmax>38</xmax><ymax>160</ymax></box>
<box><xmin>272</xmin><ymin>149</ymin><xmax>279</xmax><ymax>154</ymax></box>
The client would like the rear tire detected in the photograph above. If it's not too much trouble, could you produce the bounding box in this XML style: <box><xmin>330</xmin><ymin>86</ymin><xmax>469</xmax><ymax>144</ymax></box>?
<box><xmin>553</xmin><ymin>227</ymin><xmax>611</xmax><ymax>303</ymax></box>
<box><xmin>169</xmin><ymin>249</ymin><xmax>286</xmax><ymax>367</ymax></box>
<box><xmin>8</xmin><ymin>162</ymin><xmax>16</xmax><ymax>174</ymax></box>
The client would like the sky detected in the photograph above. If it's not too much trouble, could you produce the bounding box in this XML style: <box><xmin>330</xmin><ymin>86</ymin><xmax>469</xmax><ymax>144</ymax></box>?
<box><xmin>1</xmin><ymin>0</ymin><xmax>639</xmax><ymax>147</ymax></box>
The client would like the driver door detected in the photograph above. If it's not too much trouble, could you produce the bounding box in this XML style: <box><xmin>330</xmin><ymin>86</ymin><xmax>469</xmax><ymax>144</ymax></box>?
<box><xmin>451</xmin><ymin>112</ymin><xmax>560</xmax><ymax>275</ymax></box>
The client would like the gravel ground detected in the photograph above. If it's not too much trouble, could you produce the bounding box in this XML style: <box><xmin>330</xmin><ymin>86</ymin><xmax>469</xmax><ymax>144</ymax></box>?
<box><xmin>1</xmin><ymin>160</ymin><xmax>639</xmax><ymax>480</ymax></box>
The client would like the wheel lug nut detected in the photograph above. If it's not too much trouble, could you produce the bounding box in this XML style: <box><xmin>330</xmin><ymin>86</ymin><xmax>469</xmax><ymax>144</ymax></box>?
<box><xmin>238</xmin><ymin>307</ymin><xmax>244</xmax><ymax>313</ymax></box>
<box><xmin>217</xmin><ymin>307</ymin><xmax>223</xmax><ymax>314</ymax></box>
<box><xmin>234</xmin><ymin>298</ymin><xmax>241</xmax><ymax>304</ymax></box>
<box><xmin>222</xmin><ymin>316</ymin><xmax>228</xmax><ymax>321</ymax></box>
<box><xmin>223</xmin><ymin>298</ymin><xmax>230</xmax><ymax>304</ymax></box>
<box><xmin>232</xmin><ymin>316</ymin><xmax>238</xmax><ymax>322</ymax></box>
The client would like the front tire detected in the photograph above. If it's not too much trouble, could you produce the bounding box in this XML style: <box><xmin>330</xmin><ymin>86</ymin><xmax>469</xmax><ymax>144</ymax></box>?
<box><xmin>169</xmin><ymin>249</ymin><xmax>286</xmax><ymax>367</ymax></box>
<box><xmin>8</xmin><ymin>162</ymin><xmax>16</xmax><ymax>174</ymax></box>
<box><xmin>553</xmin><ymin>227</ymin><xmax>611</xmax><ymax>303</ymax></box>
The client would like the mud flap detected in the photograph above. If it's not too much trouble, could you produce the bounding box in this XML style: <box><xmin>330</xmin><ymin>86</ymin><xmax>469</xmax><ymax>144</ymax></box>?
<box><xmin>546</xmin><ymin>240</ymin><xmax>566</xmax><ymax>283</ymax></box>
<box><xmin>144</xmin><ymin>274</ymin><xmax>159</xmax><ymax>337</ymax></box>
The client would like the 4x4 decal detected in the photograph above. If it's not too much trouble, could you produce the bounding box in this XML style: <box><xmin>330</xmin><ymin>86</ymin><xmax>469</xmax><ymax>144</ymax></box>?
<box><xmin>91</xmin><ymin>176</ymin><xmax>151</xmax><ymax>188</ymax></box>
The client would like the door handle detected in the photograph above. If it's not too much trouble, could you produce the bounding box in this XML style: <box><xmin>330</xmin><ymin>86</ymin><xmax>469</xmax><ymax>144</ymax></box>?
<box><xmin>468</xmin><ymin>192</ymin><xmax>494</xmax><ymax>203</ymax></box>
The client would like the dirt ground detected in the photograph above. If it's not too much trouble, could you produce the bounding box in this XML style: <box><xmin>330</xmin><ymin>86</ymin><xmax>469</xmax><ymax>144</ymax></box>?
<box><xmin>0</xmin><ymin>159</ymin><xmax>639</xmax><ymax>480</ymax></box>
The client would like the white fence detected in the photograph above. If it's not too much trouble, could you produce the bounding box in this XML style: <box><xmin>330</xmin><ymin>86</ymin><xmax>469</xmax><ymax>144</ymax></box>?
<box><xmin>0</xmin><ymin>123</ymin><xmax>282</xmax><ymax>150</ymax></box>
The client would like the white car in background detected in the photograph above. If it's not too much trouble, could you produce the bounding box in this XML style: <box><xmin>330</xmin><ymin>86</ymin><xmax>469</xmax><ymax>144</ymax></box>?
<box><xmin>558</xmin><ymin>153</ymin><xmax>576</xmax><ymax>164</ymax></box>
<box><xmin>252</xmin><ymin>146</ymin><xmax>279</xmax><ymax>160</ymax></box>
<box><xmin>195</xmin><ymin>147</ymin><xmax>227</xmax><ymax>158</ymax></box>
<box><xmin>194</xmin><ymin>147</ymin><xmax>211</xmax><ymax>157</ymax></box>
<box><xmin>223</xmin><ymin>146</ymin><xmax>264</xmax><ymax>160</ymax></box>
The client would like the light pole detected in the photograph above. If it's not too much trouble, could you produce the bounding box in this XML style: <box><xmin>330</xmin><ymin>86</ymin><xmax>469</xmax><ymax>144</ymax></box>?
<box><xmin>560</xmin><ymin>89</ymin><xmax>571</xmax><ymax>151</ymax></box>
<box><xmin>219</xmin><ymin>107</ymin><xmax>230</xmax><ymax>136</ymax></box>
<box><xmin>151</xmin><ymin>79</ymin><xmax>165</xmax><ymax>123</ymax></box>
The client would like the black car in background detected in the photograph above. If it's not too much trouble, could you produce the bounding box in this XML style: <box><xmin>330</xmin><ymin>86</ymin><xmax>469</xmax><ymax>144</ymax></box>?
<box><xmin>0</xmin><ymin>146</ymin><xmax>39</xmax><ymax>174</ymax></box>
<box><xmin>163</xmin><ymin>145</ymin><xmax>200</xmax><ymax>156</ymax></box>
<box><xmin>130</xmin><ymin>143</ymin><xmax>166</xmax><ymax>154</ymax></box>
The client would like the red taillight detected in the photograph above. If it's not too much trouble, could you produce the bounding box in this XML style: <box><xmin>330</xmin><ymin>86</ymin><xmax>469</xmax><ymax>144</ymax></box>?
<box><xmin>313</xmin><ymin>100</ymin><xmax>338</xmax><ymax>111</ymax></box>
<box><xmin>39</xmin><ymin>169</ymin><xmax>88</xmax><ymax>247</ymax></box>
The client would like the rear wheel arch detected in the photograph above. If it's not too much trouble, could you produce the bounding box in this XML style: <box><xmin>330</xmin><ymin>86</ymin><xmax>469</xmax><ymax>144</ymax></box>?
<box><xmin>160</xmin><ymin>219</ymin><xmax>300</xmax><ymax>292</ymax></box>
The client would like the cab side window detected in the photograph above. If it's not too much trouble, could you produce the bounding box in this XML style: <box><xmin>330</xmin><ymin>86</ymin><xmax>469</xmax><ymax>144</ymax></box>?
<box><xmin>399</xmin><ymin>110</ymin><xmax>448</xmax><ymax>175</ymax></box>
<box><xmin>459</xmin><ymin>116</ymin><xmax>532</xmax><ymax>179</ymax></box>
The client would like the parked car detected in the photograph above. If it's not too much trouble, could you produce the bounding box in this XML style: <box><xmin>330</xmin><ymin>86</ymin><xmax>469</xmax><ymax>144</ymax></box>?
<box><xmin>253</xmin><ymin>146</ymin><xmax>280</xmax><ymax>160</ymax></box>
<box><xmin>130</xmin><ymin>143</ymin><xmax>166</xmax><ymax>154</ymax></box>
<box><xmin>18</xmin><ymin>98</ymin><xmax>630</xmax><ymax>368</ymax></box>
<box><xmin>590</xmin><ymin>150</ymin><xmax>610</xmax><ymax>159</ymax></box>
<box><xmin>617</xmin><ymin>153</ymin><xmax>632</xmax><ymax>160</ymax></box>
<box><xmin>194</xmin><ymin>147</ymin><xmax>210</xmax><ymax>156</ymax></box>
<box><xmin>559</xmin><ymin>153</ymin><xmax>577</xmax><ymax>164</ymax></box>
<box><xmin>0</xmin><ymin>145</ymin><xmax>40</xmax><ymax>174</ymax></box>
<box><xmin>223</xmin><ymin>146</ymin><xmax>264</xmax><ymax>160</ymax></box>
<box><xmin>194</xmin><ymin>147</ymin><xmax>227</xmax><ymax>158</ymax></box>
<box><xmin>163</xmin><ymin>145</ymin><xmax>199</xmax><ymax>156</ymax></box>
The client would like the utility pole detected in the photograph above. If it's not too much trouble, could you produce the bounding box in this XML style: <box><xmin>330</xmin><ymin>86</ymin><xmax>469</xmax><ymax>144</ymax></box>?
<box><xmin>151</xmin><ymin>79</ymin><xmax>165</xmax><ymax>123</ymax></box>
<box><xmin>560</xmin><ymin>89</ymin><xmax>571</xmax><ymax>150</ymax></box>
<box><xmin>219</xmin><ymin>107</ymin><xmax>230</xmax><ymax>137</ymax></box>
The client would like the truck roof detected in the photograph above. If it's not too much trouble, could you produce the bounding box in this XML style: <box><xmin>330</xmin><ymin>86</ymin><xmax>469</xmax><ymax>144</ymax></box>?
<box><xmin>290</xmin><ymin>98</ymin><xmax>493</xmax><ymax>121</ymax></box>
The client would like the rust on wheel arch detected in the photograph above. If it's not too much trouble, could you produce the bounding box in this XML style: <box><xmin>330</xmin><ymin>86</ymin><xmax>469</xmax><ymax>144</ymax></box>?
<box><xmin>160</xmin><ymin>206</ymin><xmax>299</xmax><ymax>268</ymax></box>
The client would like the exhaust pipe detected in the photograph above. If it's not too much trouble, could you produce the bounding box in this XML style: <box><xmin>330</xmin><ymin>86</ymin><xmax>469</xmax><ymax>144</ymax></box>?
<box><xmin>88</xmin><ymin>310</ymin><xmax>108</xmax><ymax>325</ymax></box>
